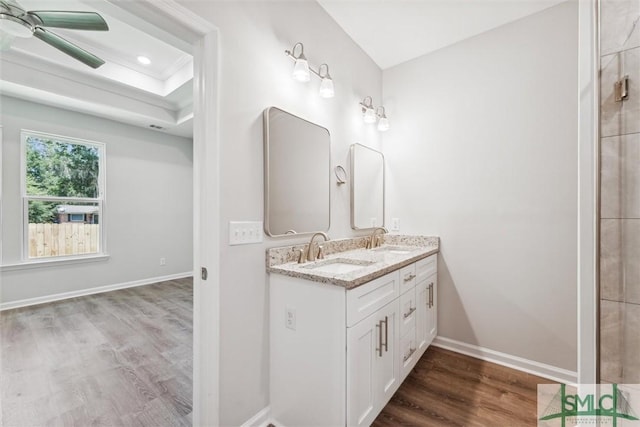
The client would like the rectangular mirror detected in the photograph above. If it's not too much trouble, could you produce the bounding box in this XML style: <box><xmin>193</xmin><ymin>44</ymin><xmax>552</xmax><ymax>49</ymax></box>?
<box><xmin>264</xmin><ymin>107</ymin><xmax>331</xmax><ymax>237</ymax></box>
<box><xmin>350</xmin><ymin>143</ymin><xmax>385</xmax><ymax>230</ymax></box>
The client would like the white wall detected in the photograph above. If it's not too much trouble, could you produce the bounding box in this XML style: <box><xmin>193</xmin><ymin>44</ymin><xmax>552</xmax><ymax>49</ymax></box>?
<box><xmin>383</xmin><ymin>1</ymin><xmax>578</xmax><ymax>371</ymax></box>
<box><xmin>0</xmin><ymin>96</ymin><xmax>193</xmax><ymax>303</ymax></box>
<box><xmin>176</xmin><ymin>1</ymin><xmax>383</xmax><ymax>424</ymax></box>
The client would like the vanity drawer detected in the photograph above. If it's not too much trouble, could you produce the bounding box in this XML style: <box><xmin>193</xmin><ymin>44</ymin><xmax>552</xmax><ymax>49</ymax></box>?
<box><xmin>416</xmin><ymin>254</ymin><xmax>437</xmax><ymax>283</ymax></box>
<box><xmin>399</xmin><ymin>264</ymin><xmax>416</xmax><ymax>295</ymax></box>
<box><xmin>400</xmin><ymin>326</ymin><xmax>418</xmax><ymax>380</ymax></box>
<box><xmin>399</xmin><ymin>288</ymin><xmax>416</xmax><ymax>336</ymax></box>
<box><xmin>347</xmin><ymin>271</ymin><xmax>399</xmax><ymax>327</ymax></box>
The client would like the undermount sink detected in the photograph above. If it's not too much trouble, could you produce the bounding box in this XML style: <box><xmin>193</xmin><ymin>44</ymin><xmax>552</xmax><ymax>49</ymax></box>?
<box><xmin>302</xmin><ymin>258</ymin><xmax>376</xmax><ymax>274</ymax></box>
<box><xmin>370</xmin><ymin>245</ymin><xmax>416</xmax><ymax>255</ymax></box>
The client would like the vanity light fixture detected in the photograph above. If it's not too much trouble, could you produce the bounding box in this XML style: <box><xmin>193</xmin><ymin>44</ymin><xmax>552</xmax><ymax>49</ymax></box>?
<box><xmin>360</xmin><ymin>96</ymin><xmax>376</xmax><ymax>123</ymax></box>
<box><xmin>359</xmin><ymin>97</ymin><xmax>390</xmax><ymax>131</ymax></box>
<box><xmin>285</xmin><ymin>42</ymin><xmax>334</xmax><ymax>98</ymax></box>
<box><xmin>317</xmin><ymin>64</ymin><xmax>334</xmax><ymax>98</ymax></box>
<box><xmin>376</xmin><ymin>106</ymin><xmax>390</xmax><ymax>132</ymax></box>
<box><xmin>286</xmin><ymin>42</ymin><xmax>310</xmax><ymax>82</ymax></box>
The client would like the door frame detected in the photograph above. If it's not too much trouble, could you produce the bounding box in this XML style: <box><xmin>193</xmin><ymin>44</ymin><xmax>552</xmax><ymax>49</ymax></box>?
<box><xmin>577</xmin><ymin>0</ymin><xmax>598</xmax><ymax>385</ymax></box>
<box><xmin>107</xmin><ymin>1</ymin><xmax>221</xmax><ymax>424</ymax></box>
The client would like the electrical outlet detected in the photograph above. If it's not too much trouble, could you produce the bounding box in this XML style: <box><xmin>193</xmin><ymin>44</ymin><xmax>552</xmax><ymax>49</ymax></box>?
<box><xmin>370</xmin><ymin>217</ymin><xmax>377</xmax><ymax>227</ymax></box>
<box><xmin>159</xmin><ymin>257</ymin><xmax>166</xmax><ymax>266</ymax></box>
<box><xmin>229</xmin><ymin>221</ymin><xmax>264</xmax><ymax>245</ymax></box>
<box><xmin>285</xmin><ymin>307</ymin><xmax>296</xmax><ymax>330</ymax></box>
<box><xmin>391</xmin><ymin>218</ymin><xmax>400</xmax><ymax>232</ymax></box>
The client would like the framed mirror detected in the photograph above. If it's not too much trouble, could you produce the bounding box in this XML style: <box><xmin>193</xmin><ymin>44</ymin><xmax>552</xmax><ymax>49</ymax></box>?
<box><xmin>264</xmin><ymin>107</ymin><xmax>331</xmax><ymax>237</ymax></box>
<box><xmin>350</xmin><ymin>143</ymin><xmax>384</xmax><ymax>230</ymax></box>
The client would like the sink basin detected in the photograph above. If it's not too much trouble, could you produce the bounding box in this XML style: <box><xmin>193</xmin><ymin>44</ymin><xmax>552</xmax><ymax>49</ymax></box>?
<box><xmin>302</xmin><ymin>258</ymin><xmax>376</xmax><ymax>274</ymax></box>
<box><xmin>371</xmin><ymin>245</ymin><xmax>416</xmax><ymax>255</ymax></box>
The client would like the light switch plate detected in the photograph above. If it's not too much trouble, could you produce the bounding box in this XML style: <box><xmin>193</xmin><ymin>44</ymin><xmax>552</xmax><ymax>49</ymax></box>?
<box><xmin>229</xmin><ymin>221</ymin><xmax>263</xmax><ymax>245</ymax></box>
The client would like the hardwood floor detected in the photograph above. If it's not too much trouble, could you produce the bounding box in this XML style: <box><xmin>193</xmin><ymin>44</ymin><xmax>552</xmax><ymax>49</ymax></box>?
<box><xmin>373</xmin><ymin>346</ymin><xmax>555</xmax><ymax>427</ymax></box>
<box><xmin>0</xmin><ymin>278</ymin><xmax>193</xmax><ymax>427</ymax></box>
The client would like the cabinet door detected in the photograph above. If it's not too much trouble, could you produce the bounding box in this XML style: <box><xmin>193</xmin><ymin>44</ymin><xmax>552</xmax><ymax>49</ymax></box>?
<box><xmin>375</xmin><ymin>300</ymin><xmax>400</xmax><ymax>410</ymax></box>
<box><xmin>416</xmin><ymin>272</ymin><xmax>437</xmax><ymax>354</ymax></box>
<box><xmin>347</xmin><ymin>300</ymin><xmax>400</xmax><ymax>427</ymax></box>
<box><xmin>347</xmin><ymin>313</ymin><xmax>378</xmax><ymax>427</ymax></box>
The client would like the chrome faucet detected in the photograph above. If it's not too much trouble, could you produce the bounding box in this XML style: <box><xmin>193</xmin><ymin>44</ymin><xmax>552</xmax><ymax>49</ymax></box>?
<box><xmin>298</xmin><ymin>231</ymin><xmax>329</xmax><ymax>263</ymax></box>
<box><xmin>366</xmin><ymin>227</ymin><xmax>388</xmax><ymax>249</ymax></box>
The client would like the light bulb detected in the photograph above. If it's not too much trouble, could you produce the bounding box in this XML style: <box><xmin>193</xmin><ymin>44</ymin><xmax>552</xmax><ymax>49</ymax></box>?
<box><xmin>319</xmin><ymin>77</ymin><xmax>334</xmax><ymax>98</ymax></box>
<box><xmin>377</xmin><ymin>117</ymin><xmax>390</xmax><ymax>131</ymax></box>
<box><xmin>363</xmin><ymin>108</ymin><xmax>376</xmax><ymax>123</ymax></box>
<box><xmin>292</xmin><ymin>57</ymin><xmax>310</xmax><ymax>82</ymax></box>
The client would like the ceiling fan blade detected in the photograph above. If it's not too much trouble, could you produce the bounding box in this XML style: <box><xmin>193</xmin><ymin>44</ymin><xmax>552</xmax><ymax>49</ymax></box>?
<box><xmin>33</xmin><ymin>27</ymin><xmax>105</xmax><ymax>68</ymax></box>
<box><xmin>28</xmin><ymin>11</ymin><xmax>108</xmax><ymax>31</ymax></box>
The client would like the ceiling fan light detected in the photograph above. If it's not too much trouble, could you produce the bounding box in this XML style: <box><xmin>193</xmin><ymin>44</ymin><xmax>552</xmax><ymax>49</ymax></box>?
<box><xmin>0</xmin><ymin>15</ymin><xmax>32</xmax><ymax>38</ymax></box>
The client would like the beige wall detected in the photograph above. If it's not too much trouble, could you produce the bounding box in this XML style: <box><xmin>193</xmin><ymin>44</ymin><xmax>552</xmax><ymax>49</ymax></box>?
<box><xmin>382</xmin><ymin>1</ymin><xmax>579</xmax><ymax>371</ymax></box>
<box><xmin>599</xmin><ymin>0</ymin><xmax>640</xmax><ymax>383</ymax></box>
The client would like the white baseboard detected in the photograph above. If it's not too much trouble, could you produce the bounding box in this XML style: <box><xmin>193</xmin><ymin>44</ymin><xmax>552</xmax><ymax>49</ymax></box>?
<box><xmin>0</xmin><ymin>272</ymin><xmax>193</xmax><ymax>311</ymax></box>
<box><xmin>241</xmin><ymin>406</ymin><xmax>274</xmax><ymax>427</ymax></box>
<box><xmin>432</xmin><ymin>336</ymin><xmax>578</xmax><ymax>384</ymax></box>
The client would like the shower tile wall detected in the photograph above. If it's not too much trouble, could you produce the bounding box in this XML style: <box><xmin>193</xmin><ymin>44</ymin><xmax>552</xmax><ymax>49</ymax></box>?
<box><xmin>599</xmin><ymin>0</ymin><xmax>640</xmax><ymax>384</ymax></box>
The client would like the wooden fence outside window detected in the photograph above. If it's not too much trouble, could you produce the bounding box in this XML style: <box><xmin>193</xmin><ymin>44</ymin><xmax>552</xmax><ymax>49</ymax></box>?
<box><xmin>28</xmin><ymin>223</ymin><xmax>99</xmax><ymax>258</ymax></box>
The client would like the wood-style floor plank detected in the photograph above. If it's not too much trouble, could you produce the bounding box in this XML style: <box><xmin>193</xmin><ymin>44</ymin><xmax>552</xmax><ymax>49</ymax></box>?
<box><xmin>373</xmin><ymin>346</ymin><xmax>556</xmax><ymax>427</ymax></box>
<box><xmin>0</xmin><ymin>278</ymin><xmax>193</xmax><ymax>427</ymax></box>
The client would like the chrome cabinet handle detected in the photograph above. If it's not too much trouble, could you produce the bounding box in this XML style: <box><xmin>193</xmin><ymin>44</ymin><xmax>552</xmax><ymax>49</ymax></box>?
<box><xmin>403</xmin><ymin>273</ymin><xmax>416</xmax><ymax>282</ymax></box>
<box><xmin>403</xmin><ymin>347</ymin><xmax>416</xmax><ymax>362</ymax></box>
<box><xmin>375</xmin><ymin>316</ymin><xmax>390</xmax><ymax>356</ymax></box>
<box><xmin>376</xmin><ymin>320</ymin><xmax>383</xmax><ymax>357</ymax></box>
<box><xmin>428</xmin><ymin>283</ymin><xmax>434</xmax><ymax>308</ymax></box>
<box><xmin>404</xmin><ymin>306</ymin><xmax>416</xmax><ymax>319</ymax></box>
<box><xmin>383</xmin><ymin>316</ymin><xmax>389</xmax><ymax>352</ymax></box>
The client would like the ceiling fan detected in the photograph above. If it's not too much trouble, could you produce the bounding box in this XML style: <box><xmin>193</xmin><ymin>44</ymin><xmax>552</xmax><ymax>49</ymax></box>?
<box><xmin>0</xmin><ymin>0</ymin><xmax>108</xmax><ymax>68</ymax></box>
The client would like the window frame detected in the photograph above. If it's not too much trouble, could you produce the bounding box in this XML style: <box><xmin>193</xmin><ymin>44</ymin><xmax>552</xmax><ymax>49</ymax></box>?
<box><xmin>20</xmin><ymin>130</ymin><xmax>106</xmax><ymax>261</ymax></box>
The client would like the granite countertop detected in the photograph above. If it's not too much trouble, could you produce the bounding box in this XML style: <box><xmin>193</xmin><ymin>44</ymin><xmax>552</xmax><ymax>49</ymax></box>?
<box><xmin>266</xmin><ymin>235</ymin><xmax>439</xmax><ymax>289</ymax></box>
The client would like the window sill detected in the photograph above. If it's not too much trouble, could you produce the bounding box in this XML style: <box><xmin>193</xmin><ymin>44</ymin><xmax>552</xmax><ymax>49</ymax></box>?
<box><xmin>0</xmin><ymin>254</ymin><xmax>110</xmax><ymax>272</ymax></box>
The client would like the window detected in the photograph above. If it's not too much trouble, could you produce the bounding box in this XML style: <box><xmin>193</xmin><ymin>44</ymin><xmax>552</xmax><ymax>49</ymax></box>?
<box><xmin>22</xmin><ymin>131</ymin><xmax>105</xmax><ymax>260</ymax></box>
<box><xmin>69</xmin><ymin>214</ymin><xmax>86</xmax><ymax>222</ymax></box>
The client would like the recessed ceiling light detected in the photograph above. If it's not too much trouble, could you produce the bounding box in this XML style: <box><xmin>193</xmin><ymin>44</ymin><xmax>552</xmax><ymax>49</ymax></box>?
<box><xmin>137</xmin><ymin>55</ymin><xmax>151</xmax><ymax>65</ymax></box>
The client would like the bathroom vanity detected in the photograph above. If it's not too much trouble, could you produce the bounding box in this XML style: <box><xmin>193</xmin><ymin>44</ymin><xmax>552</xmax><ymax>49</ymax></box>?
<box><xmin>267</xmin><ymin>235</ymin><xmax>439</xmax><ymax>426</ymax></box>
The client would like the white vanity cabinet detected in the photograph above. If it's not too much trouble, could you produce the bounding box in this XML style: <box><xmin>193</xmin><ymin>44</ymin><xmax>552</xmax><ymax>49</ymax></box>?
<box><xmin>346</xmin><ymin>299</ymin><xmax>399</xmax><ymax>427</ymax></box>
<box><xmin>269</xmin><ymin>253</ymin><xmax>437</xmax><ymax>427</ymax></box>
